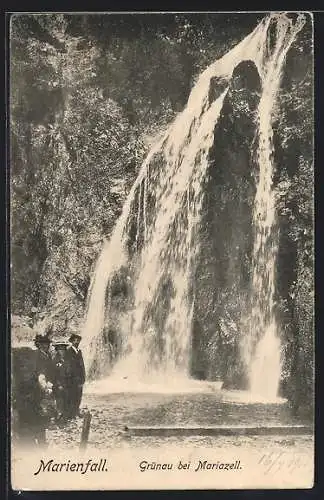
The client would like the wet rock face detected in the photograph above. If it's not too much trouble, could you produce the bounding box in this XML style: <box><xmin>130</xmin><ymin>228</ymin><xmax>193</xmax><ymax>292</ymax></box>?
<box><xmin>191</xmin><ymin>60</ymin><xmax>261</xmax><ymax>385</ymax></box>
<box><xmin>226</xmin><ymin>60</ymin><xmax>261</xmax><ymax>136</ymax></box>
<box><xmin>231</xmin><ymin>60</ymin><xmax>261</xmax><ymax>94</ymax></box>
<box><xmin>208</xmin><ymin>76</ymin><xmax>228</xmax><ymax>104</ymax></box>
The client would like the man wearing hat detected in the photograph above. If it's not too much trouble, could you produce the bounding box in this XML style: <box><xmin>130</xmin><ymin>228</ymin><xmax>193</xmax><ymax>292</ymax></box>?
<box><xmin>29</xmin><ymin>334</ymin><xmax>57</xmax><ymax>446</ymax></box>
<box><xmin>34</xmin><ymin>334</ymin><xmax>56</xmax><ymax>384</ymax></box>
<box><xmin>65</xmin><ymin>333</ymin><xmax>86</xmax><ymax>419</ymax></box>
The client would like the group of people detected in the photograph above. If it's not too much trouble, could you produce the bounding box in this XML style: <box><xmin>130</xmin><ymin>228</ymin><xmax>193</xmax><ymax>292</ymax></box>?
<box><xmin>13</xmin><ymin>331</ymin><xmax>86</xmax><ymax>448</ymax></box>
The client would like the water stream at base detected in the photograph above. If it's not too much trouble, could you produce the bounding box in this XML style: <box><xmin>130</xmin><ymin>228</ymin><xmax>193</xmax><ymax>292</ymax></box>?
<box><xmin>84</xmin><ymin>377</ymin><xmax>287</xmax><ymax>405</ymax></box>
<box><xmin>81</xmin><ymin>13</ymin><xmax>305</xmax><ymax>399</ymax></box>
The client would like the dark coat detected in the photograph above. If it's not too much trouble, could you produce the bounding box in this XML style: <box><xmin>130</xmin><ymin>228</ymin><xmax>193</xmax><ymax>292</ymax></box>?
<box><xmin>53</xmin><ymin>355</ymin><xmax>69</xmax><ymax>388</ymax></box>
<box><xmin>35</xmin><ymin>348</ymin><xmax>57</xmax><ymax>386</ymax></box>
<box><xmin>13</xmin><ymin>348</ymin><xmax>56</xmax><ymax>429</ymax></box>
<box><xmin>65</xmin><ymin>346</ymin><xmax>86</xmax><ymax>386</ymax></box>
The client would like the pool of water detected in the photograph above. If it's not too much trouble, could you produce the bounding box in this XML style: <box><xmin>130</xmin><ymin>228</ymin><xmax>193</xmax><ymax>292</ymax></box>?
<box><xmin>85</xmin><ymin>391</ymin><xmax>301</xmax><ymax>427</ymax></box>
<box><xmin>47</xmin><ymin>388</ymin><xmax>312</xmax><ymax>450</ymax></box>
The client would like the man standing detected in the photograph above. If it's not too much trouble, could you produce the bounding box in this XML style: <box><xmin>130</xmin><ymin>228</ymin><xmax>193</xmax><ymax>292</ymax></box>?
<box><xmin>65</xmin><ymin>333</ymin><xmax>86</xmax><ymax>419</ymax></box>
<box><xmin>33</xmin><ymin>334</ymin><xmax>57</xmax><ymax>445</ymax></box>
<box><xmin>13</xmin><ymin>334</ymin><xmax>56</xmax><ymax>448</ymax></box>
<box><xmin>53</xmin><ymin>342</ymin><xmax>69</xmax><ymax>422</ymax></box>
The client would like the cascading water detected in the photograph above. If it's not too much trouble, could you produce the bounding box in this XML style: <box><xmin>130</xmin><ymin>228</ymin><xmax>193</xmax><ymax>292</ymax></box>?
<box><xmin>81</xmin><ymin>13</ymin><xmax>305</xmax><ymax>395</ymax></box>
<box><xmin>242</xmin><ymin>14</ymin><xmax>305</xmax><ymax>400</ymax></box>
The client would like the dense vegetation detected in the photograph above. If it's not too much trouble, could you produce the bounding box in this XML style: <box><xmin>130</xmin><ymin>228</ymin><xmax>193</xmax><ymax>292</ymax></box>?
<box><xmin>10</xmin><ymin>13</ymin><xmax>313</xmax><ymax>414</ymax></box>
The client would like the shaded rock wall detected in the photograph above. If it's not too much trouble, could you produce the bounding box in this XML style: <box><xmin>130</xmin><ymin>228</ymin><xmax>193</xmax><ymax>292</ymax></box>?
<box><xmin>191</xmin><ymin>61</ymin><xmax>261</xmax><ymax>387</ymax></box>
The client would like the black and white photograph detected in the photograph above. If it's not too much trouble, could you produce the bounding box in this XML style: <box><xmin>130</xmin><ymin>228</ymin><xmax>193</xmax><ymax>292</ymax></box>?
<box><xmin>10</xmin><ymin>11</ymin><xmax>314</xmax><ymax>490</ymax></box>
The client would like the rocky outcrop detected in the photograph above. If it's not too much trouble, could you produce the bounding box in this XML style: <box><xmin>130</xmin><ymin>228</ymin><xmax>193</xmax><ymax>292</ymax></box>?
<box><xmin>191</xmin><ymin>60</ymin><xmax>261</xmax><ymax>386</ymax></box>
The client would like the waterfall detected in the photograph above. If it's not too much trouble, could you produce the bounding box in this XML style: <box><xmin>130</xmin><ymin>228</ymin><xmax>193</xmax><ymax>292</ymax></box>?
<box><xmin>81</xmin><ymin>13</ymin><xmax>305</xmax><ymax>393</ymax></box>
<box><xmin>243</xmin><ymin>14</ymin><xmax>305</xmax><ymax>399</ymax></box>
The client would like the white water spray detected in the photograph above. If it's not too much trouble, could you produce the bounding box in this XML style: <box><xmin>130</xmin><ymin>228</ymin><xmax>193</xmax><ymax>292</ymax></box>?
<box><xmin>81</xmin><ymin>13</ymin><xmax>305</xmax><ymax>396</ymax></box>
<box><xmin>244</xmin><ymin>14</ymin><xmax>305</xmax><ymax>400</ymax></box>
